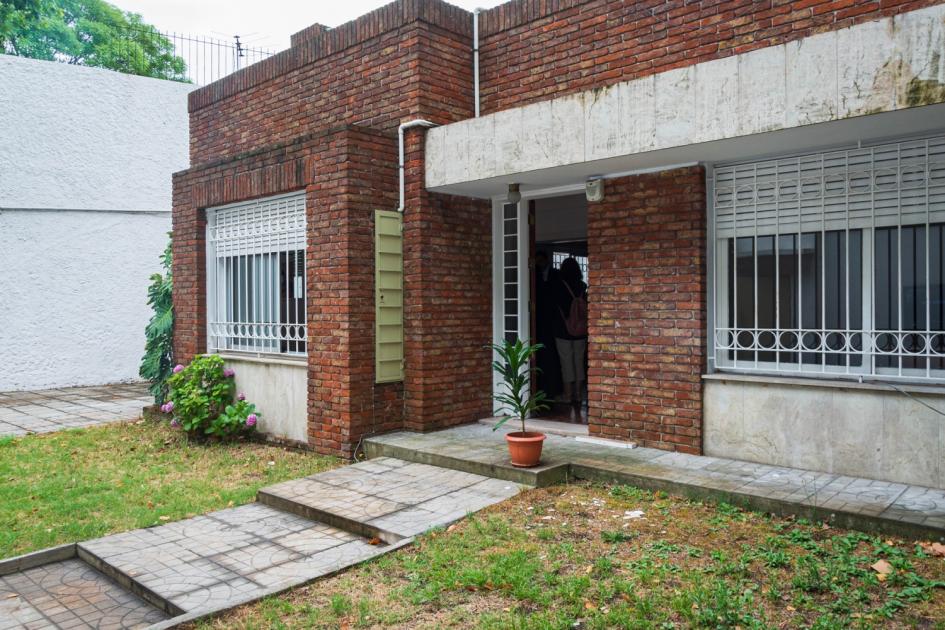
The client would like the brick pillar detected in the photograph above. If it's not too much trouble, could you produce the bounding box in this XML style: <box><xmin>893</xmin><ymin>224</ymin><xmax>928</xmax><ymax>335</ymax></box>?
<box><xmin>307</xmin><ymin>129</ymin><xmax>401</xmax><ymax>457</ymax></box>
<box><xmin>170</xmin><ymin>172</ymin><xmax>206</xmax><ymax>363</ymax></box>
<box><xmin>402</xmin><ymin>127</ymin><xmax>493</xmax><ymax>431</ymax></box>
<box><xmin>587</xmin><ymin>166</ymin><xmax>707</xmax><ymax>454</ymax></box>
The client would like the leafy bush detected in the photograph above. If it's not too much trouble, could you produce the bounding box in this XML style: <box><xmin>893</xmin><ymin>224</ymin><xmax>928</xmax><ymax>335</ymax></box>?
<box><xmin>162</xmin><ymin>355</ymin><xmax>259</xmax><ymax>438</ymax></box>
<box><xmin>140</xmin><ymin>235</ymin><xmax>174</xmax><ymax>405</ymax></box>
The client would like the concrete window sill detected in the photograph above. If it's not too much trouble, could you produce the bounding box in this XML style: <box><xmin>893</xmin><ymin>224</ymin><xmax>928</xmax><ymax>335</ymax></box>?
<box><xmin>703</xmin><ymin>372</ymin><xmax>945</xmax><ymax>397</ymax></box>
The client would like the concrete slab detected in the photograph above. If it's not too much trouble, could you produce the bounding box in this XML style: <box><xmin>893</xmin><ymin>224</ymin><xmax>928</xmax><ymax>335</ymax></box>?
<box><xmin>0</xmin><ymin>559</ymin><xmax>168</xmax><ymax>630</ymax></box>
<box><xmin>259</xmin><ymin>457</ymin><xmax>524</xmax><ymax>540</ymax></box>
<box><xmin>0</xmin><ymin>383</ymin><xmax>151</xmax><ymax>437</ymax></box>
<box><xmin>365</xmin><ymin>425</ymin><xmax>945</xmax><ymax>541</ymax></box>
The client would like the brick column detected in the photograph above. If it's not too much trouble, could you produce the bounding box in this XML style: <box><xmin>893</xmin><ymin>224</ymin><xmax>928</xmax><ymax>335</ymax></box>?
<box><xmin>170</xmin><ymin>172</ymin><xmax>206</xmax><ymax>364</ymax></box>
<box><xmin>587</xmin><ymin>166</ymin><xmax>707</xmax><ymax>454</ymax></box>
<box><xmin>402</xmin><ymin>127</ymin><xmax>493</xmax><ymax>431</ymax></box>
<box><xmin>307</xmin><ymin>128</ymin><xmax>402</xmax><ymax>457</ymax></box>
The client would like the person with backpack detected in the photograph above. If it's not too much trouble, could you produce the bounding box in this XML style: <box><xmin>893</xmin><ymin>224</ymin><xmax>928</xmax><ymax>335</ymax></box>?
<box><xmin>553</xmin><ymin>257</ymin><xmax>588</xmax><ymax>422</ymax></box>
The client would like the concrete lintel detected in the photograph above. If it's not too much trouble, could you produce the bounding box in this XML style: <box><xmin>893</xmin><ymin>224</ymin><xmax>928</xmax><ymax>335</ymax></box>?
<box><xmin>426</xmin><ymin>4</ymin><xmax>945</xmax><ymax>196</ymax></box>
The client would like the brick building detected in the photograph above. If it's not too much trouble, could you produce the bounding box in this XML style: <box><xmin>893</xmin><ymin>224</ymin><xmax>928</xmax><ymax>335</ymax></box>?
<box><xmin>173</xmin><ymin>0</ymin><xmax>945</xmax><ymax>489</ymax></box>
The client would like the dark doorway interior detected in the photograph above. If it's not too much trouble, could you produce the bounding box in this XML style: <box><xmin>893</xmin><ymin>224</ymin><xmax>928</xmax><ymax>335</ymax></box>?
<box><xmin>531</xmin><ymin>194</ymin><xmax>588</xmax><ymax>424</ymax></box>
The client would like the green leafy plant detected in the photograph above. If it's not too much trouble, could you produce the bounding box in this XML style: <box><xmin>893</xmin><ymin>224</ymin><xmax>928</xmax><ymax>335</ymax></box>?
<box><xmin>140</xmin><ymin>235</ymin><xmax>173</xmax><ymax>405</ymax></box>
<box><xmin>163</xmin><ymin>355</ymin><xmax>259</xmax><ymax>438</ymax></box>
<box><xmin>490</xmin><ymin>338</ymin><xmax>549</xmax><ymax>433</ymax></box>
<box><xmin>2</xmin><ymin>0</ymin><xmax>188</xmax><ymax>81</ymax></box>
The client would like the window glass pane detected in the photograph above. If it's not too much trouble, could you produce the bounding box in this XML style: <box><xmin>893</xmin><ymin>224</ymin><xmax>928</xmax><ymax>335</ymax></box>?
<box><xmin>875</xmin><ymin>227</ymin><xmax>898</xmax><ymax>369</ymax></box>
<box><xmin>778</xmin><ymin>234</ymin><xmax>798</xmax><ymax>364</ymax></box>
<box><xmin>756</xmin><ymin>236</ymin><xmax>776</xmax><ymax>362</ymax></box>
<box><xmin>800</xmin><ymin>233</ymin><xmax>820</xmax><ymax>365</ymax></box>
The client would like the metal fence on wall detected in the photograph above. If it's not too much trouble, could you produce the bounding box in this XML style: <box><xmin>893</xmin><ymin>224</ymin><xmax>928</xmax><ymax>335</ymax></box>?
<box><xmin>5</xmin><ymin>25</ymin><xmax>277</xmax><ymax>86</ymax></box>
<box><xmin>154</xmin><ymin>30</ymin><xmax>275</xmax><ymax>86</ymax></box>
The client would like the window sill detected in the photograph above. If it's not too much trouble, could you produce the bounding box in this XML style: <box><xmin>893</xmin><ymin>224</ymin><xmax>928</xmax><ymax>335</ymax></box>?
<box><xmin>217</xmin><ymin>352</ymin><xmax>307</xmax><ymax>369</ymax></box>
<box><xmin>703</xmin><ymin>371</ymin><xmax>945</xmax><ymax>396</ymax></box>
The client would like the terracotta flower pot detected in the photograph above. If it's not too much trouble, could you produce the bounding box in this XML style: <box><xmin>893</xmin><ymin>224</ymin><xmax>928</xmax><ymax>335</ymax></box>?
<box><xmin>505</xmin><ymin>431</ymin><xmax>546</xmax><ymax>467</ymax></box>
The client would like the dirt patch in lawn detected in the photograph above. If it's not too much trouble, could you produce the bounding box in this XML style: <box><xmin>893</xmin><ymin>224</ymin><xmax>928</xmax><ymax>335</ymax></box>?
<box><xmin>195</xmin><ymin>482</ymin><xmax>945</xmax><ymax>629</ymax></box>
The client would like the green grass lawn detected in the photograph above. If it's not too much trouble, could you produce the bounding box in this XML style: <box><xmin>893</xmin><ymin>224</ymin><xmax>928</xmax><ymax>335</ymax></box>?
<box><xmin>0</xmin><ymin>420</ymin><xmax>339</xmax><ymax>558</ymax></box>
<box><xmin>197</xmin><ymin>483</ymin><xmax>945</xmax><ymax>630</ymax></box>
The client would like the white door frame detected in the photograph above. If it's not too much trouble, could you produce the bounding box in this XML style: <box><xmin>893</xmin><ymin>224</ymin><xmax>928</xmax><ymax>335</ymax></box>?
<box><xmin>490</xmin><ymin>184</ymin><xmax>585</xmax><ymax>407</ymax></box>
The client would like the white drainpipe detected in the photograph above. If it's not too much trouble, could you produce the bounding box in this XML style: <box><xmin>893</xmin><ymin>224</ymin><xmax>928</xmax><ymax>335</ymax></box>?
<box><xmin>397</xmin><ymin>119</ymin><xmax>437</xmax><ymax>213</ymax></box>
<box><xmin>473</xmin><ymin>8</ymin><xmax>482</xmax><ymax>117</ymax></box>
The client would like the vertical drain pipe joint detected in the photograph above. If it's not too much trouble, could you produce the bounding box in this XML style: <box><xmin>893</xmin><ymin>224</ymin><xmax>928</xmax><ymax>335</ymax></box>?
<box><xmin>397</xmin><ymin>119</ymin><xmax>437</xmax><ymax>213</ymax></box>
<box><xmin>473</xmin><ymin>8</ymin><xmax>483</xmax><ymax>118</ymax></box>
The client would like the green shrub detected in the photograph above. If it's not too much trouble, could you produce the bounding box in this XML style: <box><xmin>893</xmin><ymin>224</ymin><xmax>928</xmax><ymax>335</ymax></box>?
<box><xmin>162</xmin><ymin>355</ymin><xmax>259</xmax><ymax>438</ymax></box>
<box><xmin>140</xmin><ymin>235</ymin><xmax>174</xmax><ymax>405</ymax></box>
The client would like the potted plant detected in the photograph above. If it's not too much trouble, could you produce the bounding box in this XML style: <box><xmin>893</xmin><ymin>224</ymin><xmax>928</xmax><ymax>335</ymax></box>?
<box><xmin>491</xmin><ymin>338</ymin><xmax>549</xmax><ymax>467</ymax></box>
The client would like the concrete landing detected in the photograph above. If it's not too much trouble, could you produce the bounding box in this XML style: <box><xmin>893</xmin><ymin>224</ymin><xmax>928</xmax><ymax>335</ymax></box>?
<box><xmin>0</xmin><ymin>457</ymin><xmax>523</xmax><ymax>629</ymax></box>
<box><xmin>365</xmin><ymin>424</ymin><xmax>945</xmax><ymax>541</ymax></box>
<box><xmin>260</xmin><ymin>457</ymin><xmax>523</xmax><ymax>542</ymax></box>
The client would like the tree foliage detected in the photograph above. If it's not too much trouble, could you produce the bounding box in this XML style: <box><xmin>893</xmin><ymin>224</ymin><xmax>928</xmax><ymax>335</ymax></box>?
<box><xmin>140</xmin><ymin>235</ymin><xmax>174</xmax><ymax>405</ymax></box>
<box><xmin>1</xmin><ymin>0</ymin><xmax>187</xmax><ymax>80</ymax></box>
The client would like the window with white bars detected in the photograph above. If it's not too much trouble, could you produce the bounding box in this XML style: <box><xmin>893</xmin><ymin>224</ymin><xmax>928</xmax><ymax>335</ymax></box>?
<box><xmin>552</xmin><ymin>252</ymin><xmax>588</xmax><ymax>278</ymax></box>
<box><xmin>712</xmin><ymin>135</ymin><xmax>945</xmax><ymax>382</ymax></box>
<box><xmin>206</xmin><ymin>192</ymin><xmax>307</xmax><ymax>357</ymax></box>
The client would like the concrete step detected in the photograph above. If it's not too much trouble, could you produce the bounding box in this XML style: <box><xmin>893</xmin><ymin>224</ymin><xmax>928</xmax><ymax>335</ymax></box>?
<box><xmin>364</xmin><ymin>427</ymin><xmax>571</xmax><ymax>487</ymax></box>
<box><xmin>258</xmin><ymin>457</ymin><xmax>523</xmax><ymax>541</ymax></box>
<box><xmin>76</xmin><ymin>503</ymin><xmax>388</xmax><ymax>620</ymax></box>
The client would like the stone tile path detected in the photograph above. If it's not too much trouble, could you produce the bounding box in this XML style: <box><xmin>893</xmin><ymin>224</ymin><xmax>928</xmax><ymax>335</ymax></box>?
<box><xmin>0</xmin><ymin>383</ymin><xmax>151</xmax><ymax>437</ymax></box>
<box><xmin>0</xmin><ymin>559</ymin><xmax>168</xmax><ymax>630</ymax></box>
<box><xmin>261</xmin><ymin>457</ymin><xmax>522</xmax><ymax>540</ymax></box>
<box><xmin>0</xmin><ymin>458</ymin><xmax>523</xmax><ymax>629</ymax></box>
<box><xmin>365</xmin><ymin>424</ymin><xmax>945</xmax><ymax>540</ymax></box>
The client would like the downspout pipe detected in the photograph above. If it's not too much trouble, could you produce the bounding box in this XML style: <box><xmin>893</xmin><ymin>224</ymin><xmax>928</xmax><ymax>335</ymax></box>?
<box><xmin>473</xmin><ymin>8</ymin><xmax>482</xmax><ymax>117</ymax></box>
<box><xmin>397</xmin><ymin>119</ymin><xmax>437</xmax><ymax>213</ymax></box>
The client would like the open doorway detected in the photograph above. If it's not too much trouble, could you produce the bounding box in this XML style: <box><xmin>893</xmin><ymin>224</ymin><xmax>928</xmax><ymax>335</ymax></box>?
<box><xmin>531</xmin><ymin>194</ymin><xmax>588</xmax><ymax>424</ymax></box>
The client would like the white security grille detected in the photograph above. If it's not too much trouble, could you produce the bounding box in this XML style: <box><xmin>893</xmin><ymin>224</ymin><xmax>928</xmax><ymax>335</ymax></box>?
<box><xmin>712</xmin><ymin>135</ymin><xmax>945</xmax><ymax>382</ymax></box>
<box><xmin>502</xmin><ymin>202</ymin><xmax>521</xmax><ymax>344</ymax></box>
<box><xmin>206</xmin><ymin>192</ymin><xmax>307</xmax><ymax>356</ymax></box>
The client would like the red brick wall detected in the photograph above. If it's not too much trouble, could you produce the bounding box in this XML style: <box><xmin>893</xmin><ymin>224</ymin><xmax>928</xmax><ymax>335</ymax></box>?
<box><xmin>172</xmin><ymin>126</ymin><xmax>405</xmax><ymax>457</ymax></box>
<box><xmin>187</xmin><ymin>1</ymin><xmax>472</xmax><ymax>166</ymax></box>
<box><xmin>402</xmin><ymin>129</ymin><xmax>493</xmax><ymax>431</ymax></box>
<box><xmin>587</xmin><ymin>167</ymin><xmax>707</xmax><ymax>454</ymax></box>
<box><xmin>477</xmin><ymin>0</ymin><xmax>941</xmax><ymax>115</ymax></box>
<box><xmin>306</xmin><ymin>128</ymin><xmax>403</xmax><ymax>457</ymax></box>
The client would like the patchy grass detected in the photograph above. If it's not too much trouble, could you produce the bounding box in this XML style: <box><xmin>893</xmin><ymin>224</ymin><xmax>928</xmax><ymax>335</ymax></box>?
<box><xmin>196</xmin><ymin>483</ymin><xmax>945</xmax><ymax>629</ymax></box>
<box><xmin>0</xmin><ymin>421</ymin><xmax>339</xmax><ymax>557</ymax></box>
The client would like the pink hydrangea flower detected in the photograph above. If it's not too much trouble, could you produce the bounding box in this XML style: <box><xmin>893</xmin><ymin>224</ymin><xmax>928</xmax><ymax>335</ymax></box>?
<box><xmin>245</xmin><ymin>414</ymin><xmax>257</xmax><ymax>427</ymax></box>
<box><xmin>160</xmin><ymin>401</ymin><xmax>174</xmax><ymax>413</ymax></box>
<box><xmin>170</xmin><ymin>418</ymin><xmax>181</xmax><ymax>428</ymax></box>
<box><xmin>173</xmin><ymin>364</ymin><xmax>185</xmax><ymax>373</ymax></box>
<box><xmin>238</xmin><ymin>392</ymin><xmax>246</xmax><ymax>401</ymax></box>
<box><xmin>223</xmin><ymin>368</ymin><xmax>235</xmax><ymax>378</ymax></box>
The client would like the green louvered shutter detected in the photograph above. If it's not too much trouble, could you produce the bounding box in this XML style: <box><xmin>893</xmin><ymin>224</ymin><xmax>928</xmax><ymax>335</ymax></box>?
<box><xmin>375</xmin><ymin>210</ymin><xmax>404</xmax><ymax>383</ymax></box>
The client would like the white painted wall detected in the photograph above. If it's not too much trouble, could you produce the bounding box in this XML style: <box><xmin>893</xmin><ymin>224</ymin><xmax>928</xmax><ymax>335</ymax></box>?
<box><xmin>224</xmin><ymin>358</ymin><xmax>308</xmax><ymax>444</ymax></box>
<box><xmin>0</xmin><ymin>210</ymin><xmax>173</xmax><ymax>390</ymax></box>
<box><xmin>0</xmin><ymin>56</ymin><xmax>191</xmax><ymax>391</ymax></box>
<box><xmin>704</xmin><ymin>377</ymin><xmax>945</xmax><ymax>489</ymax></box>
<box><xmin>0</xmin><ymin>55</ymin><xmax>192</xmax><ymax>212</ymax></box>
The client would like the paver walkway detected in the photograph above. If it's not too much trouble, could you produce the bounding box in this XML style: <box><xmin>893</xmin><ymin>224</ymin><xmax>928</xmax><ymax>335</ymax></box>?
<box><xmin>0</xmin><ymin>458</ymin><xmax>523</xmax><ymax>629</ymax></box>
<box><xmin>0</xmin><ymin>383</ymin><xmax>151</xmax><ymax>437</ymax></box>
<box><xmin>365</xmin><ymin>424</ymin><xmax>945</xmax><ymax>541</ymax></box>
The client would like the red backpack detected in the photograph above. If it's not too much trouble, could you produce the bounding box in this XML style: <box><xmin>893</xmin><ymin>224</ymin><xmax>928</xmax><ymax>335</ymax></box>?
<box><xmin>560</xmin><ymin>281</ymin><xmax>588</xmax><ymax>337</ymax></box>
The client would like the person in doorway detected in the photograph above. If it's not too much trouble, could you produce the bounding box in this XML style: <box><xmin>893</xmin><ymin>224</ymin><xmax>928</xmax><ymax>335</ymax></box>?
<box><xmin>553</xmin><ymin>257</ymin><xmax>588</xmax><ymax>422</ymax></box>
<box><xmin>534</xmin><ymin>251</ymin><xmax>562</xmax><ymax>400</ymax></box>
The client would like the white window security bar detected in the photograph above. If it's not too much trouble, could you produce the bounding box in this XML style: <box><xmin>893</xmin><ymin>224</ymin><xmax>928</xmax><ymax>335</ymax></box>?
<box><xmin>206</xmin><ymin>192</ymin><xmax>307</xmax><ymax>357</ymax></box>
<box><xmin>712</xmin><ymin>135</ymin><xmax>945</xmax><ymax>382</ymax></box>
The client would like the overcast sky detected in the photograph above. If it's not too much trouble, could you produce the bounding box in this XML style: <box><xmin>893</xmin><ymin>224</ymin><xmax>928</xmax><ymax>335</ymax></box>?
<box><xmin>112</xmin><ymin>1</ymin><xmax>506</xmax><ymax>51</ymax></box>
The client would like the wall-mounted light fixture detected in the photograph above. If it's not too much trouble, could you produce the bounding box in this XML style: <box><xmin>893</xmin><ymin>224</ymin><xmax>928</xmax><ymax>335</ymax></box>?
<box><xmin>507</xmin><ymin>183</ymin><xmax>521</xmax><ymax>204</ymax></box>
<box><xmin>585</xmin><ymin>177</ymin><xmax>604</xmax><ymax>202</ymax></box>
